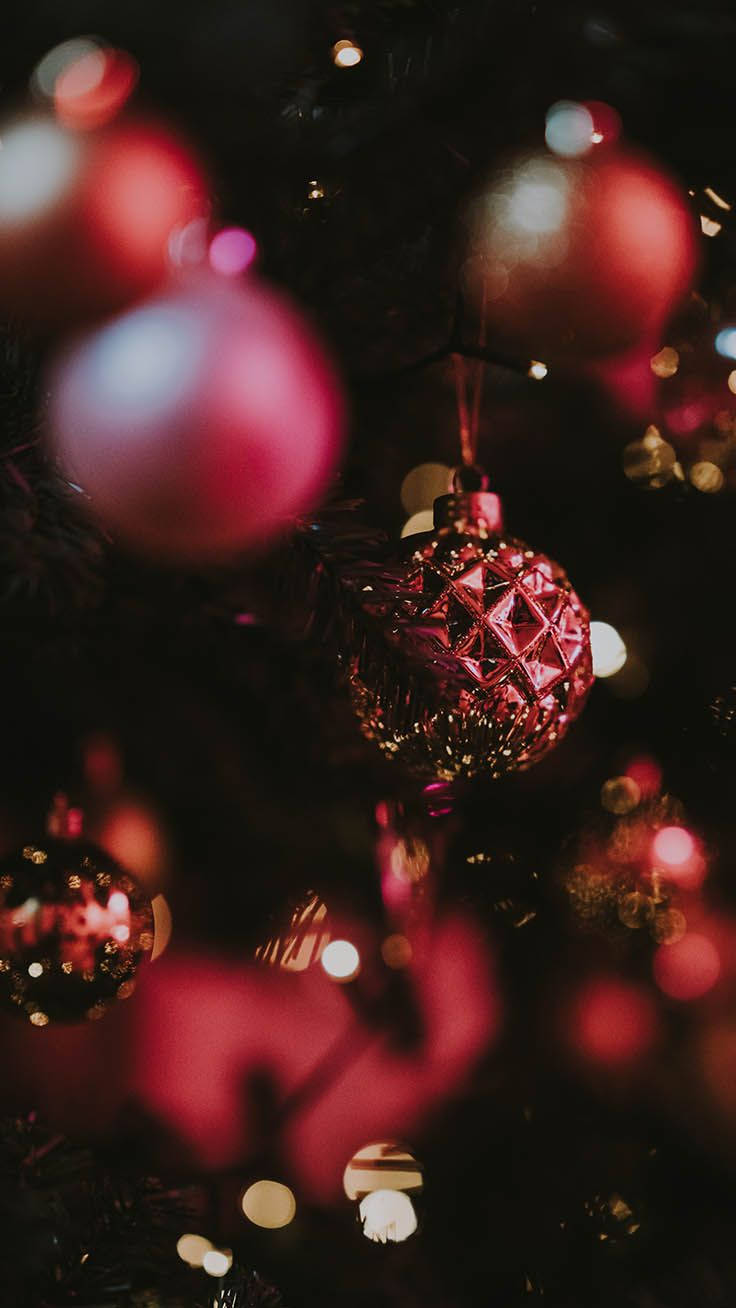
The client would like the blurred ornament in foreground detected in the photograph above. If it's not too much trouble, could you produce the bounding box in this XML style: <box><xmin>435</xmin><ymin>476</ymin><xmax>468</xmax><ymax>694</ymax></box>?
<box><xmin>54</xmin><ymin>44</ymin><xmax>138</xmax><ymax>129</ymax></box>
<box><xmin>47</xmin><ymin>274</ymin><xmax>345</xmax><ymax>559</ymax></box>
<box><xmin>344</xmin><ymin>469</ymin><xmax>592</xmax><ymax>780</ymax></box>
<box><xmin>462</xmin><ymin>148</ymin><xmax>697</xmax><ymax>361</ymax></box>
<box><xmin>0</xmin><ymin>114</ymin><xmax>208</xmax><ymax>328</ymax></box>
<box><xmin>571</xmin><ymin>976</ymin><xmax>658</xmax><ymax>1066</ymax></box>
<box><xmin>0</xmin><ymin>836</ymin><xmax>152</xmax><ymax>1023</ymax></box>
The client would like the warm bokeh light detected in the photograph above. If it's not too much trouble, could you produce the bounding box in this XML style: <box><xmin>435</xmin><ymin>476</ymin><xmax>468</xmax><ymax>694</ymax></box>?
<box><xmin>176</xmin><ymin>1233</ymin><xmax>212</xmax><ymax>1267</ymax></box>
<box><xmin>400</xmin><ymin>509</ymin><xmax>435</xmax><ymax>538</ymax></box>
<box><xmin>108</xmin><ymin>890</ymin><xmax>129</xmax><ymax>915</ymax></box>
<box><xmin>0</xmin><ymin>119</ymin><xmax>80</xmax><ymax>224</ymax></box>
<box><xmin>600</xmin><ymin>776</ymin><xmax>641</xmax><ymax>815</ymax></box>
<box><xmin>700</xmin><ymin>215</ymin><xmax>722</xmax><ymax>237</ymax></box>
<box><xmin>241</xmin><ymin>1179</ymin><xmax>296</xmax><ymax>1229</ymax></box>
<box><xmin>202</xmin><ymin>1248</ymin><xmax>233</xmax><ymax>1278</ymax></box>
<box><xmin>590</xmin><ymin>621</ymin><xmax>627</xmax><ymax>677</ymax></box>
<box><xmin>54</xmin><ymin>45</ymin><xmax>138</xmax><ymax>129</ymax></box>
<box><xmin>209</xmin><ymin>226</ymin><xmax>258</xmax><ymax>277</ymax></box>
<box><xmin>150</xmin><ymin>893</ymin><xmax>173</xmax><ymax>961</ymax></box>
<box><xmin>573</xmin><ymin>978</ymin><xmax>658</xmax><ymax>1065</ymax></box>
<box><xmin>544</xmin><ymin>100</ymin><xmax>595</xmax><ymax>158</ymax></box>
<box><xmin>528</xmin><ymin>360</ymin><xmax>548</xmax><ymax>380</ymax></box>
<box><xmin>343</xmin><ymin>1142</ymin><xmax>423</xmax><ymax>1201</ymax></box>
<box><xmin>400</xmin><ymin>462</ymin><xmax>451</xmax><ymax>515</ymax></box>
<box><xmin>359</xmin><ymin>1189</ymin><xmax>417</xmax><ymax>1243</ymax></box>
<box><xmin>504</xmin><ymin>158</ymin><xmax>570</xmax><ymax>235</ymax></box>
<box><xmin>650</xmin><ymin>346</ymin><xmax>679</xmax><ymax>378</ymax></box>
<box><xmin>27</xmin><ymin>962</ymin><xmax>43</xmax><ymax>978</ymax></box>
<box><xmin>321</xmin><ymin>938</ymin><xmax>360</xmax><ymax>981</ymax></box>
<box><xmin>332</xmin><ymin>39</ymin><xmax>364</xmax><ymax>68</ymax></box>
<box><xmin>654</xmin><ymin>933</ymin><xmax>720</xmax><ymax>1000</ymax></box>
<box><xmin>652</xmin><ymin>826</ymin><xmax>695</xmax><ymax>868</ymax></box>
<box><xmin>689</xmin><ymin>461</ymin><xmax>724</xmax><ymax>493</ymax></box>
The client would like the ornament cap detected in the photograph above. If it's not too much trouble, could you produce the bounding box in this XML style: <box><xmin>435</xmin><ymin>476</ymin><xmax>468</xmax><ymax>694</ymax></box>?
<box><xmin>433</xmin><ymin>490</ymin><xmax>503</xmax><ymax>536</ymax></box>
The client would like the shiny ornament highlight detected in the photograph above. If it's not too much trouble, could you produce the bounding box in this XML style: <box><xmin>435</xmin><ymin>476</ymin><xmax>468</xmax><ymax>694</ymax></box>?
<box><xmin>47</xmin><ymin>274</ymin><xmax>345</xmax><ymax>559</ymax></box>
<box><xmin>346</xmin><ymin>473</ymin><xmax>592</xmax><ymax>780</ymax></box>
<box><xmin>0</xmin><ymin>837</ymin><xmax>153</xmax><ymax>1024</ymax></box>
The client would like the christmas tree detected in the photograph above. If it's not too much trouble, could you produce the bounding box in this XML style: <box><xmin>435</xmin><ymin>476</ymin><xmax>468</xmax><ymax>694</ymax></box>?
<box><xmin>3</xmin><ymin>3</ymin><xmax>736</xmax><ymax>1306</ymax></box>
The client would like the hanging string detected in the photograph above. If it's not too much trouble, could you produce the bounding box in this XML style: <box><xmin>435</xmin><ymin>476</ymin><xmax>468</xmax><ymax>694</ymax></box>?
<box><xmin>451</xmin><ymin>352</ymin><xmax>474</xmax><ymax>466</ymax></box>
<box><xmin>453</xmin><ymin>280</ymin><xmax>488</xmax><ymax>469</ymax></box>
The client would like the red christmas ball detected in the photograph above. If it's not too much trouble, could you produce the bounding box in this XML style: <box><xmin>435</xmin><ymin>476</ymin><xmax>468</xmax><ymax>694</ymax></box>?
<box><xmin>47</xmin><ymin>274</ymin><xmax>345</xmax><ymax>559</ymax></box>
<box><xmin>463</xmin><ymin>148</ymin><xmax>698</xmax><ymax>361</ymax></box>
<box><xmin>0</xmin><ymin>114</ymin><xmax>207</xmax><ymax>328</ymax></box>
<box><xmin>346</xmin><ymin>476</ymin><xmax>593</xmax><ymax>780</ymax></box>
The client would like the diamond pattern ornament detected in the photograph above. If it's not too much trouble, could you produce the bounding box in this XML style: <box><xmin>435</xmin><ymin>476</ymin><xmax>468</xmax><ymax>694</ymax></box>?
<box><xmin>347</xmin><ymin>479</ymin><xmax>593</xmax><ymax>780</ymax></box>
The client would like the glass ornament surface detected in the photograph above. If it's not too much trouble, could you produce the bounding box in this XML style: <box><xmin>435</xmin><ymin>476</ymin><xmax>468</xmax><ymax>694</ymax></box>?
<box><xmin>0</xmin><ymin>837</ymin><xmax>153</xmax><ymax>1024</ymax></box>
<box><xmin>346</xmin><ymin>487</ymin><xmax>593</xmax><ymax>780</ymax></box>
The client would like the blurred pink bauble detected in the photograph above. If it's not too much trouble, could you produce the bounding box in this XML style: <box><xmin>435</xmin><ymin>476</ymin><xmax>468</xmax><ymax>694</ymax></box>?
<box><xmin>47</xmin><ymin>274</ymin><xmax>345</xmax><ymax>559</ymax></box>
<box><xmin>0</xmin><ymin>115</ymin><xmax>207</xmax><ymax>328</ymax></box>
<box><xmin>463</xmin><ymin>147</ymin><xmax>698</xmax><ymax>361</ymax></box>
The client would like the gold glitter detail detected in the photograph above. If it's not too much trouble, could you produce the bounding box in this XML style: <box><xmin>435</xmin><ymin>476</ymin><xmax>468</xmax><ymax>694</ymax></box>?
<box><xmin>652</xmin><ymin>907</ymin><xmax>687</xmax><ymax>944</ymax></box>
<box><xmin>86</xmin><ymin>1004</ymin><xmax>107</xmax><ymax>1021</ymax></box>
<box><xmin>117</xmin><ymin>980</ymin><xmax>136</xmax><ymax>999</ymax></box>
<box><xmin>600</xmin><ymin>776</ymin><xmax>641</xmax><ymax>815</ymax></box>
<box><xmin>67</xmin><ymin>874</ymin><xmax>82</xmax><ymax>889</ymax></box>
<box><xmin>29</xmin><ymin>1011</ymin><xmax>49</xmax><ymax>1027</ymax></box>
<box><xmin>82</xmin><ymin>970</ymin><xmax>96</xmax><ymax>982</ymax></box>
<box><xmin>23</xmin><ymin>846</ymin><xmax>47</xmax><ymax>864</ymax></box>
<box><xmin>95</xmin><ymin>872</ymin><xmax>112</xmax><ymax>888</ymax></box>
<box><xmin>61</xmin><ymin>961</ymin><xmax>73</xmax><ymax>974</ymax></box>
<box><xmin>0</xmin><ymin>959</ymin><xmax>10</xmax><ymax>972</ymax></box>
<box><xmin>139</xmin><ymin>932</ymin><xmax>154</xmax><ymax>951</ymax></box>
<box><xmin>104</xmin><ymin>940</ymin><xmax>118</xmax><ymax>955</ymax></box>
<box><xmin>618</xmin><ymin>892</ymin><xmax>655</xmax><ymax>930</ymax></box>
<box><xmin>0</xmin><ymin>875</ymin><xmax>13</xmax><ymax>890</ymax></box>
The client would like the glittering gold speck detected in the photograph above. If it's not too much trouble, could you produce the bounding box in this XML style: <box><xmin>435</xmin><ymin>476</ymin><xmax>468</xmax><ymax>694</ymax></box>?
<box><xmin>29</xmin><ymin>1011</ymin><xmax>49</xmax><ymax>1027</ymax></box>
<box><xmin>61</xmin><ymin>961</ymin><xmax>73</xmax><ymax>974</ymax></box>
<box><xmin>67</xmin><ymin>874</ymin><xmax>81</xmax><ymax>889</ymax></box>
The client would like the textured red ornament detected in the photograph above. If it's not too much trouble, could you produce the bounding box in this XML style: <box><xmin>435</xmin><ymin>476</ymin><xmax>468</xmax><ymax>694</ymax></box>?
<box><xmin>347</xmin><ymin>482</ymin><xmax>592</xmax><ymax>780</ymax></box>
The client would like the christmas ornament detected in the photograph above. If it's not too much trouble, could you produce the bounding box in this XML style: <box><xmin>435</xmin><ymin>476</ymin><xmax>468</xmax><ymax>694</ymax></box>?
<box><xmin>462</xmin><ymin>147</ymin><xmax>697</xmax><ymax>361</ymax></box>
<box><xmin>47</xmin><ymin>273</ymin><xmax>345</xmax><ymax>559</ymax></box>
<box><xmin>345</xmin><ymin>467</ymin><xmax>593</xmax><ymax>780</ymax></box>
<box><xmin>0</xmin><ymin>833</ymin><xmax>153</xmax><ymax>1024</ymax></box>
<box><xmin>0</xmin><ymin>114</ymin><xmax>207</xmax><ymax>328</ymax></box>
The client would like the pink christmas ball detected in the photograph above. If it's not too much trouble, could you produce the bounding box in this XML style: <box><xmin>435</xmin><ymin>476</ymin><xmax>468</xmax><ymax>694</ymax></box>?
<box><xmin>47</xmin><ymin>274</ymin><xmax>345</xmax><ymax>559</ymax></box>
<box><xmin>463</xmin><ymin>147</ymin><xmax>698</xmax><ymax>361</ymax></box>
<box><xmin>0</xmin><ymin>114</ymin><xmax>207</xmax><ymax>328</ymax></box>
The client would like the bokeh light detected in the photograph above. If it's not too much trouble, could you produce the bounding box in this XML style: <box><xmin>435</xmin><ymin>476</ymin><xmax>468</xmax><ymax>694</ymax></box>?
<box><xmin>209</xmin><ymin>226</ymin><xmax>257</xmax><ymax>277</ymax></box>
<box><xmin>202</xmin><ymin>1249</ymin><xmax>233</xmax><ymax>1278</ymax></box>
<box><xmin>650</xmin><ymin>346</ymin><xmax>679</xmax><ymax>378</ymax></box>
<box><xmin>241</xmin><ymin>1179</ymin><xmax>296</xmax><ymax>1229</ymax></box>
<box><xmin>332</xmin><ymin>39</ymin><xmax>364</xmax><ymax>68</ymax></box>
<box><xmin>689</xmin><ymin>461</ymin><xmax>724</xmax><ymax>493</ymax></box>
<box><xmin>654</xmin><ymin>933</ymin><xmax>720</xmax><ymax>1000</ymax></box>
<box><xmin>381</xmin><ymin>933</ymin><xmax>412</xmax><ymax>969</ymax></box>
<box><xmin>600</xmin><ymin>776</ymin><xmax>641</xmax><ymax>815</ymax></box>
<box><xmin>544</xmin><ymin>100</ymin><xmax>595</xmax><ymax>158</ymax></box>
<box><xmin>344</xmin><ymin>1142</ymin><xmax>423</xmax><ymax>1201</ymax></box>
<box><xmin>150</xmin><ymin>893</ymin><xmax>173</xmax><ymax>961</ymax></box>
<box><xmin>590</xmin><ymin>621</ymin><xmax>627</xmax><ymax>677</ymax></box>
<box><xmin>715</xmin><ymin>327</ymin><xmax>736</xmax><ymax>359</ymax></box>
<box><xmin>573</xmin><ymin>978</ymin><xmax>657</xmax><ymax>1065</ymax></box>
<box><xmin>32</xmin><ymin>38</ymin><xmax>102</xmax><ymax>100</ymax></box>
<box><xmin>652</xmin><ymin>826</ymin><xmax>695</xmax><ymax>868</ymax></box>
<box><xmin>528</xmin><ymin>360</ymin><xmax>548</xmax><ymax>380</ymax></box>
<box><xmin>176</xmin><ymin>1233</ymin><xmax>212</xmax><ymax>1267</ymax></box>
<box><xmin>321</xmin><ymin>939</ymin><xmax>360</xmax><ymax>981</ymax></box>
<box><xmin>503</xmin><ymin>158</ymin><xmax>570</xmax><ymax>235</ymax></box>
<box><xmin>0</xmin><ymin>119</ymin><xmax>79</xmax><ymax>224</ymax></box>
<box><xmin>359</xmin><ymin>1189</ymin><xmax>417</xmax><ymax>1243</ymax></box>
<box><xmin>401</xmin><ymin>509</ymin><xmax>435</xmax><ymax>538</ymax></box>
<box><xmin>54</xmin><ymin>45</ymin><xmax>138</xmax><ymax>129</ymax></box>
<box><xmin>400</xmin><ymin>462</ymin><xmax>451</xmax><ymax>515</ymax></box>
